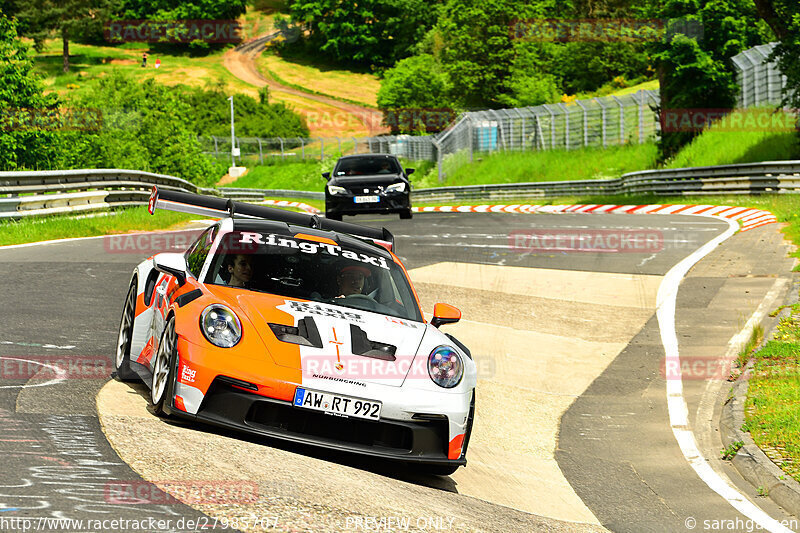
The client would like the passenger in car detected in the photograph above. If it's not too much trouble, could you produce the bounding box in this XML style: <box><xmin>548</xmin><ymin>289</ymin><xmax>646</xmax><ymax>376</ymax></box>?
<box><xmin>225</xmin><ymin>254</ymin><xmax>254</xmax><ymax>288</ymax></box>
<box><xmin>336</xmin><ymin>265</ymin><xmax>371</xmax><ymax>297</ymax></box>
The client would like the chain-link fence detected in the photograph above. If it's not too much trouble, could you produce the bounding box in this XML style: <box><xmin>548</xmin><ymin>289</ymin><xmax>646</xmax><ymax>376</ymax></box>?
<box><xmin>203</xmin><ymin>41</ymin><xmax>796</xmax><ymax>183</ymax></box>
<box><xmin>731</xmin><ymin>43</ymin><xmax>791</xmax><ymax>108</ymax></box>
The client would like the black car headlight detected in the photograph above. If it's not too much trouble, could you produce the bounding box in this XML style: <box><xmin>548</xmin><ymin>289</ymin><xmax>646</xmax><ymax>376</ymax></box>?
<box><xmin>385</xmin><ymin>182</ymin><xmax>406</xmax><ymax>193</ymax></box>
<box><xmin>428</xmin><ymin>345</ymin><xmax>463</xmax><ymax>388</ymax></box>
<box><xmin>200</xmin><ymin>305</ymin><xmax>242</xmax><ymax>348</ymax></box>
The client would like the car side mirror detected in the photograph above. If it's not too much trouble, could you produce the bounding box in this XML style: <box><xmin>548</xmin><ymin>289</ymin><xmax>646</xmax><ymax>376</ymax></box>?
<box><xmin>322</xmin><ymin>172</ymin><xmax>330</xmax><ymax>180</ymax></box>
<box><xmin>431</xmin><ymin>303</ymin><xmax>460</xmax><ymax>328</ymax></box>
<box><xmin>405</xmin><ymin>168</ymin><xmax>415</xmax><ymax>176</ymax></box>
<box><xmin>153</xmin><ymin>253</ymin><xmax>188</xmax><ymax>286</ymax></box>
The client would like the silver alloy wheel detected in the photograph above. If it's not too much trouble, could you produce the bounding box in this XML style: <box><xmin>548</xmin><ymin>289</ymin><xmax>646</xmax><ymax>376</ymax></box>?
<box><xmin>115</xmin><ymin>285</ymin><xmax>136</xmax><ymax>369</ymax></box>
<box><xmin>151</xmin><ymin>320</ymin><xmax>175</xmax><ymax>406</ymax></box>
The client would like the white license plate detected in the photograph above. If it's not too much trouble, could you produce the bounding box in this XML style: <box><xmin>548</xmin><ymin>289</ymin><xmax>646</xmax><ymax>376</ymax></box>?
<box><xmin>293</xmin><ymin>388</ymin><xmax>382</xmax><ymax>420</ymax></box>
<box><xmin>354</xmin><ymin>195</ymin><xmax>380</xmax><ymax>204</ymax></box>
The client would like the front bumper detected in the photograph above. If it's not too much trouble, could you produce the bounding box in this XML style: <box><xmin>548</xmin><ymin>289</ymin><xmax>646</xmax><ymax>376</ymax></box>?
<box><xmin>325</xmin><ymin>192</ymin><xmax>410</xmax><ymax>216</ymax></box>
<box><xmin>164</xmin><ymin>377</ymin><xmax>466</xmax><ymax>467</ymax></box>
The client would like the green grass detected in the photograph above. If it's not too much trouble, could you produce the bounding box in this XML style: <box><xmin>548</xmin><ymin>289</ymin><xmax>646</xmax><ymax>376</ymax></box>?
<box><xmin>746</xmin><ymin>336</ymin><xmax>800</xmax><ymax>483</ymax></box>
<box><xmin>0</xmin><ymin>207</ymin><xmax>200</xmax><ymax>246</ymax></box>
<box><xmin>227</xmin><ymin>160</ymin><xmax>327</xmax><ymax>191</ymax></box>
<box><xmin>413</xmin><ymin>143</ymin><xmax>659</xmax><ymax>188</ymax></box>
<box><xmin>665</xmin><ymin>109</ymin><xmax>800</xmax><ymax>168</ymax></box>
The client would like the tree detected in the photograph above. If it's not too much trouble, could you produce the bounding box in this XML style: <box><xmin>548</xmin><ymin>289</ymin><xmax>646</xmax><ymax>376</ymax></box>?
<box><xmin>0</xmin><ymin>13</ymin><xmax>63</xmax><ymax>170</ymax></box>
<box><xmin>286</xmin><ymin>0</ymin><xmax>441</xmax><ymax>67</ymax></box>
<box><xmin>752</xmin><ymin>0</ymin><xmax>800</xmax><ymax>109</ymax></box>
<box><xmin>647</xmin><ymin>0</ymin><xmax>771</xmax><ymax>159</ymax></box>
<box><xmin>15</xmin><ymin>0</ymin><xmax>112</xmax><ymax>72</ymax></box>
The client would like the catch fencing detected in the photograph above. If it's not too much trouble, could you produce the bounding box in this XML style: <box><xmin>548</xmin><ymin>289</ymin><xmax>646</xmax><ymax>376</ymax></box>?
<box><xmin>731</xmin><ymin>43</ymin><xmax>792</xmax><ymax>108</ymax></box>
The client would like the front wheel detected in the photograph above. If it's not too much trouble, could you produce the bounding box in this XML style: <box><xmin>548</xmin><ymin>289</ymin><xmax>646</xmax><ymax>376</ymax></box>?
<box><xmin>399</xmin><ymin>209</ymin><xmax>412</xmax><ymax>220</ymax></box>
<box><xmin>114</xmin><ymin>279</ymin><xmax>139</xmax><ymax>382</ymax></box>
<box><xmin>151</xmin><ymin>316</ymin><xmax>177</xmax><ymax>417</ymax></box>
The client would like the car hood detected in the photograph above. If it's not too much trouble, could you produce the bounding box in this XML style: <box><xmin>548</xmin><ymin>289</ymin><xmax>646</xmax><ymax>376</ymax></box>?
<box><xmin>211</xmin><ymin>287</ymin><xmax>426</xmax><ymax>387</ymax></box>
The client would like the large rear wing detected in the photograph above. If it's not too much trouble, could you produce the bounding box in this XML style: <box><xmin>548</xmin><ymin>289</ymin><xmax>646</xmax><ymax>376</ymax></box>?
<box><xmin>148</xmin><ymin>187</ymin><xmax>395</xmax><ymax>252</ymax></box>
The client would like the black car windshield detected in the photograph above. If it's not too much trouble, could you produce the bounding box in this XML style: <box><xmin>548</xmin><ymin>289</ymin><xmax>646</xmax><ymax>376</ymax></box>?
<box><xmin>334</xmin><ymin>157</ymin><xmax>401</xmax><ymax>176</ymax></box>
<box><xmin>204</xmin><ymin>231</ymin><xmax>423</xmax><ymax>322</ymax></box>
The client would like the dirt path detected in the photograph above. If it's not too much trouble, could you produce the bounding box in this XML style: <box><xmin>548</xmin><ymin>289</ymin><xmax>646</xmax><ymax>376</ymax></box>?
<box><xmin>224</xmin><ymin>34</ymin><xmax>387</xmax><ymax>137</ymax></box>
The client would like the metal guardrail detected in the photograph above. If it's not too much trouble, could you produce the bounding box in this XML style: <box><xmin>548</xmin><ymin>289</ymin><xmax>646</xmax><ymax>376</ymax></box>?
<box><xmin>2</xmin><ymin>161</ymin><xmax>800</xmax><ymax>219</ymax></box>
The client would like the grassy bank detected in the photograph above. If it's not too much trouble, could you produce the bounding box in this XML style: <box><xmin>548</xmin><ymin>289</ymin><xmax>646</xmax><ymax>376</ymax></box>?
<box><xmin>0</xmin><ymin>208</ymin><xmax>197</xmax><ymax>246</ymax></box>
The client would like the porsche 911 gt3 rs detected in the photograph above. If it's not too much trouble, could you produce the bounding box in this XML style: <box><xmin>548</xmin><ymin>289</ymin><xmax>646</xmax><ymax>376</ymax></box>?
<box><xmin>114</xmin><ymin>188</ymin><xmax>475</xmax><ymax>475</ymax></box>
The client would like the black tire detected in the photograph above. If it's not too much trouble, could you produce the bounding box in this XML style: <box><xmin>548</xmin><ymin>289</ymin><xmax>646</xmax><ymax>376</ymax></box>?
<box><xmin>114</xmin><ymin>279</ymin><xmax>139</xmax><ymax>382</ymax></box>
<box><xmin>151</xmin><ymin>316</ymin><xmax>177</xmax><ymax>417</ymax></box>
<box><xmin>399</xmin><ymin>209</ymin><xmax>412</xmax><ymax>220</ymax></box>
<box><xmin>326</xmin><ymin>212</ymin><xmax>342</xmax><ymax>221</ymax></box>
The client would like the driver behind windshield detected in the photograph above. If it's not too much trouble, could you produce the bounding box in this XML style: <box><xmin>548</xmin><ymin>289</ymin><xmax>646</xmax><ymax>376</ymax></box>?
<box><xmin>224</xmin><ymin>254</ymin><xmax>254</xmax><ymax>288</ymax></box>
<box><xmin>336</xmin><ymin>265</ymin><xmax>371</xmax><ymax>297</ymax></box>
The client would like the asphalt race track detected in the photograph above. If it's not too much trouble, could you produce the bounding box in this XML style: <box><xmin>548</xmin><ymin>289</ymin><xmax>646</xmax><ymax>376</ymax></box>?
<box><xmin>0</xmin><ymin>212</ymin><xmax>798</xmax><ymax>533</ymax></box>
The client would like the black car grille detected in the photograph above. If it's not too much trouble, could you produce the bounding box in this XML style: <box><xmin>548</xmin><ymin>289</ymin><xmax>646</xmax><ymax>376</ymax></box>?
<box><xmin>245</xmin><ymin>401</ymin><xmax>415</xmax><ymax>452</ymax></box>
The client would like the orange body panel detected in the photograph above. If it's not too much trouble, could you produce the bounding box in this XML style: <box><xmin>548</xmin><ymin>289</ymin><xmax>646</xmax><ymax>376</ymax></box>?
<box><xmin>448</xmin><ymin>434</ymin><xmax>465</xmax><ymax>460</ymax></box>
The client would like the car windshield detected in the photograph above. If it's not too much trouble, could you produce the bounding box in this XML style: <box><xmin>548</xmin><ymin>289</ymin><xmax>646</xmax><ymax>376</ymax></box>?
<box><xmin>334</xmin><ymin>157</ymin><xmax>401</xmax><ymax>176</ymax></box>
<box><xmin>204</xmin><ymin>231</ymin><xmax>422</xmax><ymax>322</ymax></box>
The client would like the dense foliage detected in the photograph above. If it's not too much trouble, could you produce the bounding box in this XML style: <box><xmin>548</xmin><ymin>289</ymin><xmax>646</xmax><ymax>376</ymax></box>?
<box><xmin>647</xmin><ymin>0</ymin><xmax>772</xmax><ymax>159</ymax></box>
<box><xmin>752</xmin><ymin>0</ymin><xmax>800</xmax><ymax>110</ymax></box>
<box><xmin>285</xmin><ymin>0</ymin><xmax>441</xmax><ymax>67</ymax></box>
<box><xmin>0</xmin><ymin>13</ymin><xmax>63</xmax><ymax>170</ymax></box>
<box><xmin>184</xmin><ymin>88</ymin><xmax>310</xmax><ymax>139</ymax></box>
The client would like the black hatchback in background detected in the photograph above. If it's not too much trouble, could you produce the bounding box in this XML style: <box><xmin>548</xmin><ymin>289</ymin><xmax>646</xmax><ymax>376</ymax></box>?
<box><xmin>323</xmin><ymin>154</ymin><xmax>413</xmax><ymax>220</ymax></box>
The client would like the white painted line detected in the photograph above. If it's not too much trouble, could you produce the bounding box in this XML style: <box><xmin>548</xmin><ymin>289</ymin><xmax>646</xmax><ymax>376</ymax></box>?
<box><xmin>0</xmin><ymin>356</ymin><xmax>67</xmax><ymax>389</ymax></box>
<box><xmin>657</xmin><ymin>217</ymin><xmax>794</xmax><ymax>532</ymax></box>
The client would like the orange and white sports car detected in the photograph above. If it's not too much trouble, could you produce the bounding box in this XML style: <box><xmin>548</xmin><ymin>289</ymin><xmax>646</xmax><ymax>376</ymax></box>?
<box><xmin>114</xmin><ymin>188</ymin><xmax>475</xmax><ymax>475</ymax></box>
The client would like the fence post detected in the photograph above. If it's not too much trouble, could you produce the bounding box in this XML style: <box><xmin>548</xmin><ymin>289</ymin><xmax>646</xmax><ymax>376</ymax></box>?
<box><xmin>575</xmin><ymin>100</ymin><xmax>588</xmax><ymax>147</ymax></box>
<box><xmin>257</xmin><ymin>138</ymin><xmax>263</xmax><ymax>164</ymax></box>
<box><xmin>638</xmin><ymin>90</ymin><xmax>645</xmax><ymax>144</ymax></box>
<box><xmin>337</xmin><ymin>137</ymin><xmax>342</xmax><ymax>156</ymax></box>
<box><xmin>467</xmin><ymin>117</ymin><xmax>473</xmax><ymax>163</ymax></box>
<box><xmin>596</xmin><ymin>98</ymin><xmax>607</xmax><ymax>148</ymax></box>
<box><xmin>279</xmin><ymin>138</ymin><xmax>284</xmax><ymax>158</ymax></box>
<box><xmin>545</xmin><ymin>106</ymin><xmax>555</xmax><ymax>149</ymax></box>
<box><xmin>434</xmin><ymin>139</ymin><xmax>444</xmax><ymax>183</ymax></box>
<box><xmin>611</xmin><ymin>95</ymin><xmax>624</xmax><ymax>144</ymax></box>
<box><xmin>320</xmin><ymin>138</ymin><xmax>324</xmax><ymax>161</ymax></box>
<box><xmin>558</xmin><ymin>103</ymin><xmax>570</xmax><ymax>150</ymax></box>
<box><xmin>212</xmin><ymin>136</ymin><xmax>219</xmax><ymax>157</ymax></box>
<box><xmin>352</xmin><ymin>137</ymin><xmax>358</xmax><ymax>155</ymax></box>
<box><xmin>300</xmin><ymin>138</ymin><xmax>305</xmax><ymax>160</ymax></box>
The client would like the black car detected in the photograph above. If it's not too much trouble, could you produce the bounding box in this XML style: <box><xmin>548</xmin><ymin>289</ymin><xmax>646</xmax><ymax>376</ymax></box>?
<box><xmin>323</xmin><ymin>154</ymin><xmax>413</xmax><ymax>220</ymax></box>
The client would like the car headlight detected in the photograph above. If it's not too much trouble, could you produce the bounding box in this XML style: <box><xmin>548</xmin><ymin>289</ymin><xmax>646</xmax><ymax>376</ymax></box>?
<box><xmin>428</xmin><ymin>345</ymin><xmax>463</xmax><ymax>388</ymax></box>
<box><xmin>200</xmin><ymin>305</ymin><xmax>242</xmax><ymax>348</ymax></box>
<box><xmin>385</xmin><ymin>182</ymin><xmax>406</xmax><ymax>193</ymax></box>
<box><xmin>327</xmin><ymin>185</ymin><xmax>347</xmax><ymax>195</ymax></box>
